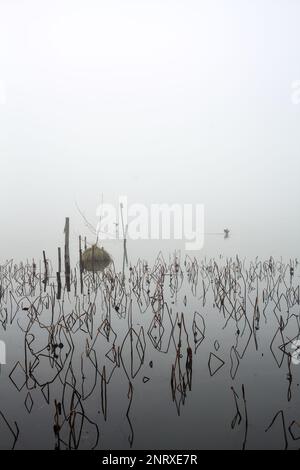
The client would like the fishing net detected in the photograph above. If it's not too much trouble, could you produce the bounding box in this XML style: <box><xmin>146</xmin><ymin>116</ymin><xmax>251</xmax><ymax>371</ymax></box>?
<box><xmin>82</xmin><ymin>245</ymin><xmax>111</xmax><ymax>272</ymax></box>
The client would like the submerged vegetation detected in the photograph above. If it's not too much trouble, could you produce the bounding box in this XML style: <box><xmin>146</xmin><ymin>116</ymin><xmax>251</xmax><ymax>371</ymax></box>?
<box><xmin>0</xmin><ymin>219</ymin><xmax>300</xmax><ymax>449</ymax></box>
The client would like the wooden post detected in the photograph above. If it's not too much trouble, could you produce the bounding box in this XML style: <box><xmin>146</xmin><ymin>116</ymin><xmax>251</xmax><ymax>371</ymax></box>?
<box><xmin>92</xmin><ymin>243</ymin><xmax>95</xmax><ymax>282</ymax></box>
<box><xmin>56</xmin><ymin>247</ymin><xmax>62</xmax><ymax>300</ymax></box>
<box><xmin>64</xmin><ymin>217</ymin><xmax>71</xmax><ymax>292</ymax></box>
<box><xmin>79</xmin><ymin>235</ymin><xmax>83</xmax><ymax>294</ymax></box>
<box><xmin>42</xmin><ymin>250</ymin><xmax>48</xmax><ymax>292</ymax></box>
<box><xmin>120</xmin><ymin>202</ymin><xmax>128</xmax><ymax>285</ymax></box>
<box><xmin>58</xmin><ymin>246</ymin><xmax>61</xmax><ymax>273</ymax></box>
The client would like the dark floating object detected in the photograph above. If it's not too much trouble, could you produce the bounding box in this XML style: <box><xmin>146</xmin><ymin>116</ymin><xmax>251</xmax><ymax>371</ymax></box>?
<box><xmin>149</xmin><ymin>361</ymin><xmax>153</xmax><ymax>368</ymax></box>
<box><xmin>82</xmin><ymin>245</ymin><xmax>112</xmax><ymax>272</ymax></box>
<box><xmin>143</xmin><ymin>377</ymin><xmax>150</xmax><ymax>383</ymax></box>
<box><xmin>224</xmin><ymin>228</ymin><xmax>230</xmax><ymax>238</ymax></box>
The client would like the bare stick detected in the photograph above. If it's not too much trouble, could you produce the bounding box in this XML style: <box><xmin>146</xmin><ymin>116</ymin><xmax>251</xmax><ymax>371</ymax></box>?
<box><xmin>64</xmin><ymin>217</ymin><xmax>71</xmax><ymax>292</ymax></box>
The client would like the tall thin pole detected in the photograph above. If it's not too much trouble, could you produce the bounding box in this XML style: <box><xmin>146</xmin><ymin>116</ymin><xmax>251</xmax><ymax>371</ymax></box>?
<box><xmin>64</xmin><ymin>217</ymin><xmax>71</xmax><ymax>292</ymax></box>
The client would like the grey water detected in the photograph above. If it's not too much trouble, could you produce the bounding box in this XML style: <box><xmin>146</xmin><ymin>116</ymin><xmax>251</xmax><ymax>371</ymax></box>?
<box><xmin>1</xmin><ymin>237</ymin><xmax>300</xmax><ymax>450</ymax></box>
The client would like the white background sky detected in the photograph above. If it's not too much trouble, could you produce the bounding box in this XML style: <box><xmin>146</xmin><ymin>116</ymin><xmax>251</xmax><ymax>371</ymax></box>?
<box><xmin>0</xmin><ymin>0</ymin><xmax>300</xmax><ymax>261</ymax></box>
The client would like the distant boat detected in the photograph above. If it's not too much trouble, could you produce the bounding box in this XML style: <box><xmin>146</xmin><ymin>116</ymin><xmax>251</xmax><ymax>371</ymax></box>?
<box><xmin>224</xmin><ymin>228</ymin><xmax>230</xmax><ymax>238</ymax></box>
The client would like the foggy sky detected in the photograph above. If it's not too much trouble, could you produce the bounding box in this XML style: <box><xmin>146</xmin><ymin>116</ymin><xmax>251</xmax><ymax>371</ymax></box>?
<box><xmin>1</xmin><ymin>0</ymin><xmax>300</xmax><ymax>261</ymax></box>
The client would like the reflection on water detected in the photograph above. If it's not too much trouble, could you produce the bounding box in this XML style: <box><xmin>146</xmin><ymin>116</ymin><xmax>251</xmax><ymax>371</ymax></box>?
<box><xmin>1</xmin><ymin>248</ymin><xmax>300</xmax><ymax>450</ymax></box>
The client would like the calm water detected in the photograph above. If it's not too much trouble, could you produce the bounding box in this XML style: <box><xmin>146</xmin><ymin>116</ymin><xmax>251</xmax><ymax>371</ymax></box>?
<box><xmin>1</xmin><ymin>238</ymin><xmax>300</xmax><ymax>450</ymax></box>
